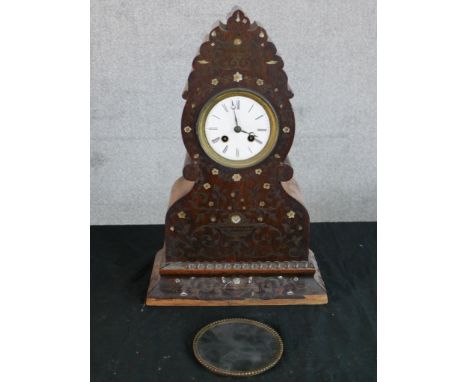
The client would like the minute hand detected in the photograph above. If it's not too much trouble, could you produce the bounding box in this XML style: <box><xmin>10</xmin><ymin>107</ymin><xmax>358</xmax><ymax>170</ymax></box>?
<box><xmin>233</xmin><ymin>110</ymin><xmax>239</xmax><ymax>126</ymax></box>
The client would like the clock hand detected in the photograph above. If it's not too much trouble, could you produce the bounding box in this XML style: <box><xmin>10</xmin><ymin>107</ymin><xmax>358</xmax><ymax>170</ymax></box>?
<box><xmin>239</xmin><ymin>129</ymin><xmax>257</xmax><ymax>137</ymax></box>
<box><xmin>233</xmin><ymin>109</ymin><xmax>239</xmax><ymax>127</ymax></box>
<box><xmin>231</xmin><ymin>108</ymin><xmax>257</xmax><ymax>137</ymax></box>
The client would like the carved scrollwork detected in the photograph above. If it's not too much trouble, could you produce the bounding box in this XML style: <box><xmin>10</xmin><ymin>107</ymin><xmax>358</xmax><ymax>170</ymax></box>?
<box><xmin>156</xmin><ymin>275</ymin><xmax>310</xmax><ymax>300</ymax></box>
<box><xmin>165</xmin><ymin>10</ymin><xmax>311</xmax><ymax>266</ymax></box>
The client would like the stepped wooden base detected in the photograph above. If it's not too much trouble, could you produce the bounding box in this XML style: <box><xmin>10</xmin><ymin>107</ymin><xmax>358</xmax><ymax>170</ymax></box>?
<box><xmin>146</xmin><ymin>248</ymin><xmax>328</xmax><ymax>306</ymax></box>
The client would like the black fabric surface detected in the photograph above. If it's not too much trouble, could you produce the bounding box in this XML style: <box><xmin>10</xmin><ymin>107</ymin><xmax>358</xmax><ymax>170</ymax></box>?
<box><xmin>91</xmin><ymin>223</ymin><xmax>376</xmax><ymax>381</ymax></box>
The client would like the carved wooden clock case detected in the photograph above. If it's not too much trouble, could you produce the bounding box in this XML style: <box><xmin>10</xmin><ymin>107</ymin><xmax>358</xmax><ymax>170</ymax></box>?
<box><xmin>146</xmin><ymin>10</ymin><xmax>327</xmax><ymax>306</ymax></box>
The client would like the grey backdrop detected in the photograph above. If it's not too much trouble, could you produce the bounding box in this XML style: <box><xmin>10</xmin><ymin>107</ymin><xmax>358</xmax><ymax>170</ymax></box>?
<box><xmin>91</xmin><ymin>0</ymin><xmax>376</xmax><ymax>224</ymax></box>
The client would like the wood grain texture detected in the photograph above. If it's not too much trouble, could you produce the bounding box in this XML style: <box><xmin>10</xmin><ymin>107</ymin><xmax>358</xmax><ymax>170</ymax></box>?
<box><xmin>146</xmin><ymin>248</ymin><xmax>327</xmax><ymax>306</ymax></box>
<box><xmin>164</xmin><ymin>10</ymin><xmax>312</xmax><ymax>265</ymax></box>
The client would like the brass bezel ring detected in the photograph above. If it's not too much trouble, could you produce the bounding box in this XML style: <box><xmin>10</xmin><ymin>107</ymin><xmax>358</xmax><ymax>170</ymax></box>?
<box><xmin>196</xmin><ymin>89</ymin><xmax>279</xmax><ymax>169</ymax></box>
<box><xmin>193</xmin><ymin>318</ymin><xmax>284</xmax><ymax>377</ymax></box>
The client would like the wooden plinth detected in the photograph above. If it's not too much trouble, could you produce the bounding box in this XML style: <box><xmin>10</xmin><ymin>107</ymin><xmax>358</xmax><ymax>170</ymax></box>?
<box><xmin>146</xmin><ymin>248</ymin><xmax>328</xmax><ymax>306</ymax></box>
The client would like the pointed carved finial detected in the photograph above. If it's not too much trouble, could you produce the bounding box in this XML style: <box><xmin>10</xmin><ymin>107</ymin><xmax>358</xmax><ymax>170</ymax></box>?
<box><xmin>183</xmin><ymin>10</ymin><xmax>292</xmax><ymax>102</ymax></box>
<box><xmin>225</xmin><ymin>9</ymin><xmax>252</xmax><ymax>30</ymax></box>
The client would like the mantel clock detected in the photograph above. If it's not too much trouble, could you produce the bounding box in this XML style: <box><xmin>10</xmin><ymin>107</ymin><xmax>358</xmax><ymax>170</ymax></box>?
<box><xmin>146</xmin><ymin>10</ymin><xmax>327</xmax><ymax>306</ymax></box>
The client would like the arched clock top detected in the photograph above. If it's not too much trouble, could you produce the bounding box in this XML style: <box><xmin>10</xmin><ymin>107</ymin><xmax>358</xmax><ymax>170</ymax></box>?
<box><xmin>181</xmin><ymin>9</ymin><xmax>296</xmax><ymax>170</ymax></box>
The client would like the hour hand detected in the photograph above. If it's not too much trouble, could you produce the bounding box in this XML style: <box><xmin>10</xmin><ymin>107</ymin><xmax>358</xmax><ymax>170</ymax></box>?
<box><xmin>241</xmin><ymin>129</ymin><xmax>257</xmax><ymax>137</ymax></box>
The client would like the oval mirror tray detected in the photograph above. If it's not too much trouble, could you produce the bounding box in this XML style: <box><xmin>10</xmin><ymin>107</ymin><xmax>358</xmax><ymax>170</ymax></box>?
<box><xmin>193</xmin><ymin>318</ymin><xmax>283</xmax><ymax>377</ymax></box>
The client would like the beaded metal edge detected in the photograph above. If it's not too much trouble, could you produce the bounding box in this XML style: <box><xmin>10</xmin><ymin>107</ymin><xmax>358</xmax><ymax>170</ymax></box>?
<box><xmin>192</xmin><ymin>318</ymin><xmax>284</xmax><ymax>377</ymax></box>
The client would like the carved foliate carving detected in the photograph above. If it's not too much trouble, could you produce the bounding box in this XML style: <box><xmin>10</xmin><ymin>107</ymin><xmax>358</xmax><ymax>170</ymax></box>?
<box><xmin>165</xmin><ymin>10</ymin><xmax>310</xmax><ymax>266</ymax></box>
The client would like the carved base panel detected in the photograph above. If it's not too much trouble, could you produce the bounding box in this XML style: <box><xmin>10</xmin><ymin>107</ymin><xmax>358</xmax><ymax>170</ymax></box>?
<box><xmin>160</xmin><ymin>259</ymin><xmax>315</xmax><ymax>276</ymax></box>
<box><xmin>146</xmin><ymin>248</ymin><xmax>328</xmax><ymax>306</ymax></box>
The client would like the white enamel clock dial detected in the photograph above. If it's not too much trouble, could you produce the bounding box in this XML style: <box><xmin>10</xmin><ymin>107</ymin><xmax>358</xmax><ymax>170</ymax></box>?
<box><xmin>197</xmin><ymin>90</ymin><xmax>279</xmax><ymax>168</ymax></box>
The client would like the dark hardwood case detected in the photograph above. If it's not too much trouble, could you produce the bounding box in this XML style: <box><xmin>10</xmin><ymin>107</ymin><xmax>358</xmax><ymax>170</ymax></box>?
<box><xmin>146</xmin><ymin>10</ymin><xmax>327</xmax><ymax>305</ymax></box>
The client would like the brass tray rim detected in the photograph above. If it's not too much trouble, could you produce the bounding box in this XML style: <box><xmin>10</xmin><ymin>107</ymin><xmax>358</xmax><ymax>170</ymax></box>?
<box><xmin>192</xmin><ymin>317</ymin><xmax>284</xmax><ymax>377</ymax></box>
